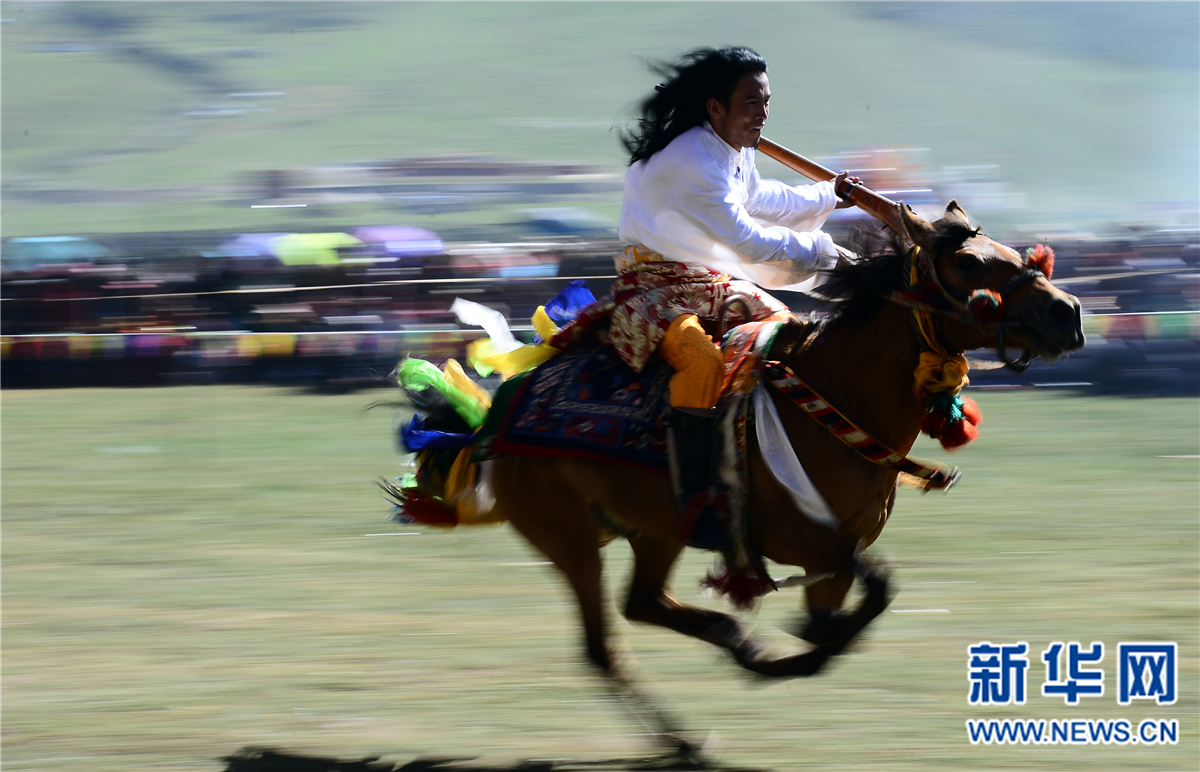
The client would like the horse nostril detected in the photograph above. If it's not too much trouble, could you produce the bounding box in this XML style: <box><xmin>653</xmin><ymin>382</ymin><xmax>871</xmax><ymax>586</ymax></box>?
<box><xmin>1045</xmin><ymin>298</ymin><xmax>1077</xmax><ymax>331</ymax></box>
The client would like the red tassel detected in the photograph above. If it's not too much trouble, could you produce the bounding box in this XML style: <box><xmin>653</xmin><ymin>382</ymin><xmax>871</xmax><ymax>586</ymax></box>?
<box><xmin>920</xmin><ymin>397</ymin><xmax>981</xmax><ymax>450</ymax></box>
<box><xmin>701</xmin><ymin>565</ymin><xmax>774</xmax><ymax>610</ymax></box>
<box><xmin>1027</xmin><ymin>245</ymin><xmax>1055</xmax><ymax>280</ymax></box>
<box><xmin>920</xmin><ymin>409</ymin><xmax>947</xmax><ymax>440</ymax></box>
<box><xmin>961</xmin><ymin>397</ymin><xmax>981</xmax><ymax>425</ymax></box>
<box><xmin>396</xmin><ymin>489</ymin><xmax>459</xmax><ymax>527</ymax></box>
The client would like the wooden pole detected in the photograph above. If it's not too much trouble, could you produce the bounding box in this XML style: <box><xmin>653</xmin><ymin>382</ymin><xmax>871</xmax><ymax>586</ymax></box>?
<box><xmin>756</xmin><ymin>137</ymin><xmax>906</xmax><ymax>235</ymax></box>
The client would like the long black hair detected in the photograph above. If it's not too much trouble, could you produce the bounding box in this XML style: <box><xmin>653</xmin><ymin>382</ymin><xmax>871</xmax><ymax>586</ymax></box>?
<box><xmin>621</xmin><ymin>47</ymin><xmax>768</xmax><ymax>165</ymax></box>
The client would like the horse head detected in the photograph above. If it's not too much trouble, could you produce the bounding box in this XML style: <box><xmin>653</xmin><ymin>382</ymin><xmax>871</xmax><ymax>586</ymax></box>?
<box><xmin>900</xmin><ymin>201</ymin><xmax>1085</xmax><ymax>365</ymax></box>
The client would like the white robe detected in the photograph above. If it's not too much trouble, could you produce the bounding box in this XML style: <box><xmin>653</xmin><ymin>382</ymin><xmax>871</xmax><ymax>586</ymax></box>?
<box><xmin>619</xmin><ymin>123</ymin><xmax>840</xmax><ymax>292</ymax></box>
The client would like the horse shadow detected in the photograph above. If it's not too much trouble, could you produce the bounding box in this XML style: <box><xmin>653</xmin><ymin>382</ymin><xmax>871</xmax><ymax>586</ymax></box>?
<box><xmin>220</xmin><ymin>746</ymin><xmax>771</xmax><ymax>772</ymax></box>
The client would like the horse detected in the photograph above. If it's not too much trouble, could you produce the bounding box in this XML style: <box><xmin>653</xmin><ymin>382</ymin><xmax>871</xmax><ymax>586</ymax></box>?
<box><xmin>386</xmin><ymin>201</ymin><xmax>1084</xmax><ymax>757</ymax></box>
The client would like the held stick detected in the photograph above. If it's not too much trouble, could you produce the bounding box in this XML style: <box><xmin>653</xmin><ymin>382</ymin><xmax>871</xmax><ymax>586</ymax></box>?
<box><xmin>756</xmin><ymin>136</ymin><xmax>906</xmax><ymax>235</ymax></box>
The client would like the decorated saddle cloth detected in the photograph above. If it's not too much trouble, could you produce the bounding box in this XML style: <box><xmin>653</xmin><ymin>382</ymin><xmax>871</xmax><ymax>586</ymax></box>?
<box><xmin>486</xmin><ymin>344</ymin><xmax>672</xmax><ymax>471</ymax></box>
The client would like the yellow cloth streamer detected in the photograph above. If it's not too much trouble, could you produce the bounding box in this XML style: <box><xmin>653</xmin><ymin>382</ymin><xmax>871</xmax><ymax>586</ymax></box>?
<box><xmin>443</xmin><ymin>447</ymin><xmax>475</xmax><ymax>510</ymax></box>
<box><xmin>468</xmin><ymin>305</ymin><xmax>562</xmax><ymax>380</ymax></box>
<box><xmin>913</xmin><ymin>351</ymin><xmax>970</xmax><ymax>400</ymax></box>
<box><xmin>442</xmin><ymin>447</ymin><xmax>505</xmax><ymax>525</ymax></box>
<box><xmin>442</xmin><ymin>358</ymin><xmax>492</xmax><ymax>412</ymax></box>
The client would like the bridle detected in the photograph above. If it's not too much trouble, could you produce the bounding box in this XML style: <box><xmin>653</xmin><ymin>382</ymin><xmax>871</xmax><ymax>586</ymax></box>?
<box><xmin>889</xmin><ymin>243</ymin><xmax>1051</xmax><ymax>373</ymax></box>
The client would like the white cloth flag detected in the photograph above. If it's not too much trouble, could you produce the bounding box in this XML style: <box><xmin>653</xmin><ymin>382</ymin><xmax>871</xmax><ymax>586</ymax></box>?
<box><xmin>752</xmin><ymin>383</ymin><xmax>839</xmax><ymax>531</ymax></box>
<box><xmin>450</xmin><ymin>297</ymin><xmax>522</xmax><ymax>354</ymax></box>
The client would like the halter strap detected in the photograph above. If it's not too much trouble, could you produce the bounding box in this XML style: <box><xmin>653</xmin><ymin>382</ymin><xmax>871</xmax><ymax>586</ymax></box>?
<box><xmin>889</xmin><ymin>245</ymin><xmax>1051</xmax><ymax>373</ymax></box>
<box><xmin>997</xmin><ymin>266</ymin><xmax>1045</xmax><ymax>299</ymax></box>
<box><xmin>763</xmin><ymin>362</ymin><xmax>960</xmax><ymax>491</ymax></box>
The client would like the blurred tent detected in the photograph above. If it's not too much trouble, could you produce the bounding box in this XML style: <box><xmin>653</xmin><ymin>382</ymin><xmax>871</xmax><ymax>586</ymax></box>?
<box><xmin>2</xmin><ymin>236</ymin><xmax>112</xmax><ymax>271</ymax></box>
<box><xmin>212</xmin><ymin>233</ymin><xmax>291</xmax><ymax>258</ymax></box>
<box><xmin>521</xmin><ymin>207</ymin><xmax>617</xmax><ymax>237</ymax></box>
<box><xmin>269</xmin><ymin>232</ymin><xmax>362</xmax><ymax>266</ymax></box>
<box><xmin>206</xmin><ymin>233</ymin><xmax>290</xmax><ymax>269</ymax></box>
<box><xmin>352</xmin><ymin>226</ymin><xmax>445</xmax><ymax>257</ymax></box>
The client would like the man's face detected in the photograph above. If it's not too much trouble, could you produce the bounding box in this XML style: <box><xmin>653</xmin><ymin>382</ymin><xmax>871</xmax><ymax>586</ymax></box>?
<box><xmin>707</xmin><ymin>71</ymin><xmax>770</xmax><ymax>151</ymax></box>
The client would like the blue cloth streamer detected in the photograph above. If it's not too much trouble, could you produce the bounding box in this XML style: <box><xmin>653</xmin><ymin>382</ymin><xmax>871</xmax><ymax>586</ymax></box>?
<box><xmin>400</xmin><ymin>414</ymin><xmax>474</xmax><ymax>452</ymax></box>
<box><xmin>543</xmin><ymin>279</ymin><xmax>596</xmax><ymax>325</ymax></box>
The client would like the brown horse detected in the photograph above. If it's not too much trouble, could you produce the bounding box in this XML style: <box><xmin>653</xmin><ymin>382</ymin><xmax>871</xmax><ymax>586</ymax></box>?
<box><xmin>390</xmin><ymin>201</ymin><xmax>1084</xmax><ymax>756</ymax></box>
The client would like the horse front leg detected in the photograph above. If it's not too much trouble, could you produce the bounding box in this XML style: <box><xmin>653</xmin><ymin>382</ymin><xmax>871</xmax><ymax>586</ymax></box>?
<box><xmin>798</xmin><ymin>555</ymin><xmax>892</xmax><ymax>652</ymax></box>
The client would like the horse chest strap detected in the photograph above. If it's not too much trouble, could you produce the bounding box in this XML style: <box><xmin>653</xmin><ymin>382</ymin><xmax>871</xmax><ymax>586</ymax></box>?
<box><xmin>762</xmin><ymin>364</ymin><xmax>960</xmax><ymax>491</ymax></box>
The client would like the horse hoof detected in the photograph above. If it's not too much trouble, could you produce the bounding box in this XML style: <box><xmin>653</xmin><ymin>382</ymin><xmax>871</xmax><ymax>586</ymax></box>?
<box><xmin>854</xmin><ymin>556</ymin><xmax>896</xmax><ymax>612</ymax></box>
<box><xmin>854</xmin><ymin>555</ymin><xmax>891</xmax><ymax>588</ymax></box>
<box><xmin>742</xmin><ymin>646</ymin><xmax>833</xmax><ymax>679</ymax></box>
<box><xmin>863</xmin><ymin>570</ymin><xmax>895</xmax><ymax>614</ymax></box>
<box><xmin>796</xmin><ymin>608</ymin><xmax>840</xmax><ymax>648</ymax></box>
<box><xmin>671</xmin><ymin>738</ymin><xmax>709</xmax><ymax>770</ymax></box>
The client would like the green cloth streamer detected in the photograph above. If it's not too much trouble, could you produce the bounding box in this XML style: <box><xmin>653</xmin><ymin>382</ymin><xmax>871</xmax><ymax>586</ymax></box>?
<box><xmin>396</xmin><ymin>357</ymin><xmax>488</xmax><ymax>429</ymax></box>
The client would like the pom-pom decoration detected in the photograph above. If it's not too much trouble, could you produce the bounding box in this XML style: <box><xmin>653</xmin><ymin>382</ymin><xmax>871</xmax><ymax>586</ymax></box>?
<box><xmin>967</xmin><ymin>289</ymin><xmax>1003</xmax><ymax>328</ymax></box>
<box><xmin>1024</xmin><ymin>244</ymin><xmax>1055</xmax><ymax>280</ymax></box>
<box><xmin>920</xmin><ymin>393</ymin><xmax>981</xmax><ymax>450</ymax></box>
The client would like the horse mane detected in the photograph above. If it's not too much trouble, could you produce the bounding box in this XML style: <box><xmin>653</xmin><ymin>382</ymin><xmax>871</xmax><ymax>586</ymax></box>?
<box><xmin>805</xmin><ymin>219</ymin><xmax>981</xmax><ymax>329</ymax></box>
<box><xmin>805</xmin><ymin>226</ymin><xmax>909</xmax><ymax>328</ymax></box>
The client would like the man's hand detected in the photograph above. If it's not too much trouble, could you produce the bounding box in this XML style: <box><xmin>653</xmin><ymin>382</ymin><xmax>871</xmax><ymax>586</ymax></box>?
<box><xmin>833</xmin><ymin>171</ymin><xmax>863</xmax><ymax>209</ymax></box>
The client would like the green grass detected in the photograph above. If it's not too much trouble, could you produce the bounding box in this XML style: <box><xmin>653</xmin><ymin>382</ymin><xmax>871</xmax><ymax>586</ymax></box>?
<box><xmin>3</xmin><ymin>3</ymin><xmax>1197</xmax><ymax>236</ymax></box>
<box><xmin>2</xmin><ymin>385</ymin><xmax>1197</xmax><ymax>771</ymax></box>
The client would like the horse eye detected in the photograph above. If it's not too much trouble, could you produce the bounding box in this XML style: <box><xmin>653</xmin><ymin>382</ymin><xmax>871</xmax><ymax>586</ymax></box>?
<box><xmin>957</xmin><ymin>254</ymin><xmax>983</xmax><ymax>275</ymax></box>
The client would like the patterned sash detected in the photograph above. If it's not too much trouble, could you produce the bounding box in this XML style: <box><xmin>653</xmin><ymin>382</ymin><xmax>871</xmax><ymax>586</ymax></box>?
<box><xmin>762</xmin><ymin>362</ymin><xmax>960</xmax><ymax>490</ymax></box>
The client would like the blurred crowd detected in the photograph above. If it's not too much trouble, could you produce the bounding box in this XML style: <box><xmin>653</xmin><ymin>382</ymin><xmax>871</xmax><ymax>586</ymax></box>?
<box><xmin>2</xmin><ymin>220</ymin><xmax>1197</xmax><ymax>392</ymax></box>
<box><xmin>0</xmin><ymin>226</ymin><xmax>612</xmax><ymax>337</ymax></box>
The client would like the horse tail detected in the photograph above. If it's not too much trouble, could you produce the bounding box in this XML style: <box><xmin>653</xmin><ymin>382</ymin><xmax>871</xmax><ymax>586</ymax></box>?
<box><xmin>393</xmin><ymin>360</ymin><xmax>478</xmax><ymax>440</ymax></box>
<box><xmin>383</xmin><ymin>356</ymin><xmax>504</xmax><ymax>528</ymax></box>
<box><xmin>378</xmin><ymin>474</ymin><xmax>460</xmax><ymax>527</ymax></box>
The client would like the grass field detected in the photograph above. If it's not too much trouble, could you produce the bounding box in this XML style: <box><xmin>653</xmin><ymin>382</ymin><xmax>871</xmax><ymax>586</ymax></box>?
<box><xmin>2</xmin><ymin>385</ymin><xmax>1197</xmax><ymax>771</ymax></box>
<box><xmin>4</xmin><ymin>2</ymin><xmax>1198</xmax><ymax>236</ymax></box>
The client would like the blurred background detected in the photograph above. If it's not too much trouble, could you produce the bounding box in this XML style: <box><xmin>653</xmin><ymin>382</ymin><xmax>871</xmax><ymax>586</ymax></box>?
<box><xmin>2</xmin><ymin>1</ymin><xmax>1197</xmax><ymax>392</ymax></box>
<box><xmin>3</xmin><ymin>6</ymin><xmax>1198</xmax><ymax>772</ymax></box>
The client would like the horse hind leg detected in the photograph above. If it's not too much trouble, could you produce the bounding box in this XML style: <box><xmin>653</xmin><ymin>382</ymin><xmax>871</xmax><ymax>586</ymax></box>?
<box><xmin>624</xmin><ymin>532</ymin><xmax>833</xmax><ymax>679</ymax></box>
<box><xmin>496</xmin><ymin>460</ymin><xmax>702</xmax><ymax>763</ymax></box>
<box><xmin>624</xmin><ymin>532</ymin><xmax>759</xmax><ymax>663</ymax></box>
<box><xmin>496</xmin><ymin>459</ymin><xmax>614</xmax><ymax>672</ymax></box>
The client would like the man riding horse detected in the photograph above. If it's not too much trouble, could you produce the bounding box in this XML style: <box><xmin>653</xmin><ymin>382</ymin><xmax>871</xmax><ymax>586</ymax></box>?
<box><xmin>563</xmin><ymin>46</ymin><xmax>861</xmax><ymax>545</ymax></box>
<box><xmin>385</xmin><ymin>44</ymin><xmax>1085</xmax><ymax>761</ymax></box>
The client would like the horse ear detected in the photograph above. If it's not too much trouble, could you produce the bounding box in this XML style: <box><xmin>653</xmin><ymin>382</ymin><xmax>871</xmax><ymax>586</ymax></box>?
<box><xmin>900</xmin><ymin>203</ymin><xmax>936</xmax><ymax>247</ymax></box>
<box><xmin>943</xmin><ymin>200</ymin><xmax>972</xmax><ymax>228</ymax></box>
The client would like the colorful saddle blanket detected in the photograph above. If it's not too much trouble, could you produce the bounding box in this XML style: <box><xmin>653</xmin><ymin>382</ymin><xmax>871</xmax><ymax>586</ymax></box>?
<box><xmin>486</xmin><ymin>319</ymin><xmax>782</xmax><ymax>470</ymax></box>
<box><xmin>488</xmin><ymin>343</ymin><xmax>673</xmax><ymax>470</ymax></box>
<box><xmin>486</xmin><ymin>318</ymin><xmax>782</xmax><ymax>467</ymax></box>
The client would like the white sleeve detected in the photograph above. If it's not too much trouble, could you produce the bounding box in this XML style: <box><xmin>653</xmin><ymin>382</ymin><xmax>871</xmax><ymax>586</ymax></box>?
<box><xmin>746</xmin><ymin>170</ymin><xmax>840</xmax><ymax>234</ymax></box>
<box><xmin>685</xmin><ymin>160</ymin><xmax>836</xmax><ymax>268</ymax></box>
